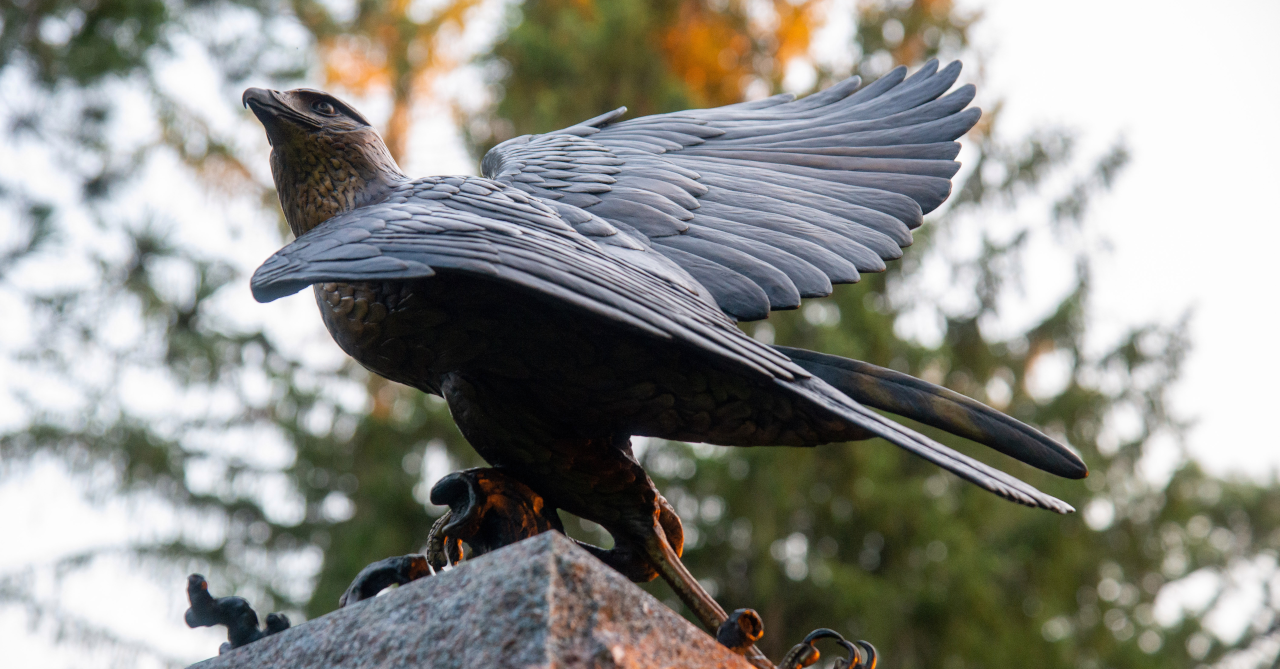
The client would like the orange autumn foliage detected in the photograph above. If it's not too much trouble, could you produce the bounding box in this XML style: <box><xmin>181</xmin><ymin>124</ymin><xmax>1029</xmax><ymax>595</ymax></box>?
<box><xmin>661</xmin><ymin>3</ymin><xmax>753</xmax><ymax>107</ymax></box>
<box><xmin>291</xmin><ymin>0</ymin><xmax>480</xmax><ymax>162</ymax></box>
<box><xmin>772</xmin><ymin>0</ymin><xmax>817</xmax><ymax>64</ymax></box>
<box><xmin>662</xmin><ymin>0</ymin><xmax>823</xmax><ymax>106</ymax></box>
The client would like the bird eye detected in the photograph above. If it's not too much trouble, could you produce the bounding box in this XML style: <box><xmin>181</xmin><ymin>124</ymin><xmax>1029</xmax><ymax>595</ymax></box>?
<box><xmin>311</xmin><ymin>100</ymin><xmax>337</xmax><ymax>116</ymax></box>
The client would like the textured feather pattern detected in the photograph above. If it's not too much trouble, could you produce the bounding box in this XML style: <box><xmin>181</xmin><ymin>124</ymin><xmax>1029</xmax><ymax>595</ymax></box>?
<box><xmin>253</xmin><ymin>176</ymin><xmax>805</xmax><ymax>382</ymax></box>
<box><xmin>483</xmin><ymin>60</ymin><xmax>980</xmax><ymax>321</ymax></box>
<box><xmin>251</xmin><ymin>175</ymin><xmax>1073</xmax><ymax>513</ymax></box>
<box><xmin>787</xmin><ymin>375</ymin><xmax>1075</xmax><ymax>513</ymax></box>
<box><xmin>777</xmin><ymin>345</ymin><xmax>1088</xmax><ymax>480</ymax></box>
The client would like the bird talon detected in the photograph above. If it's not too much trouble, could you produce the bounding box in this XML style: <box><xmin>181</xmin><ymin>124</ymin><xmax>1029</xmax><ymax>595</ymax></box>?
<box><xmin>426</xmin><ymin>511</ymin><xmax>463</xmax><ymax>571</ymax></box>
<box><xmin>338</xmin><ymin>468</ymin><xmax>568</xmax><ymax>610</ymax></box>
<box><xmin>716</xmin><ymin>608</ymin><xmax>765</xmax><ymax>653</ymax></box>
<box><xmin>780</xmin><ymin>629</ymin><xmax>876</xmax><ymax>669</ymax></box>
<box><xmin>338</xmin><ymin>554</ymin><xmax>433</xmax><ymax>607</ymax></box>
<box><xmin>427</xmin><ymin>468</ymin><xmax>564</xmax><ymax>561</ymax></box>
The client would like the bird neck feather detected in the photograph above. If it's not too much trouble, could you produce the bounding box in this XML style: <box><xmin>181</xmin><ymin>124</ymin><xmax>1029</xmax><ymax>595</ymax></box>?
<box><xmin>271</xmin><ymin>129</ymin><xmax>406</xmax><ymax>237</ymax></box>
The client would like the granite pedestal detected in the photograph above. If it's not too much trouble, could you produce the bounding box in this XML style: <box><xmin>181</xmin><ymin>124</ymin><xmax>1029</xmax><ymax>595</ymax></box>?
<box><xmin>190</xmin><ymin>532</ymin><xmax>751</xmax><ymax>669</ymax></box>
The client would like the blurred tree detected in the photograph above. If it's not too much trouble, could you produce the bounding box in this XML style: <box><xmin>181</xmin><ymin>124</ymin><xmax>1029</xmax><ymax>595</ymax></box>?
<box><xmin>477</xmin><ymin>0</ymin><xmax>821</xmax><ymax>144</ymax></box>
<box><xmin>2</xmin><ymin>0</ymin><xmax>1280</xmax><ymax>668</ymax></box>
<box><xmin>0</xmin><ymin>0</ymin><xmax>483</xmax><ymax>655</ymax></box>
<box><xmin>297</xmin><ymin>0</ymin><xmax>482</xmax><ymax>160</ymax></box>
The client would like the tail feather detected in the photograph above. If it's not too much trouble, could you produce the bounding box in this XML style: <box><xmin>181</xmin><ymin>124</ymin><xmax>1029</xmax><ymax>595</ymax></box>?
<box><xmin>837</xmin><ymin>393</ymin><xmax>1075</xmax><ymax>513</ymax></box>
<box><xmin>777</xmin><ymin>345</ymin><xmax>1088</xmax><ymax>479</ymax></box>
<box><xmin>783</xmin><ymin>374</ymin><xmax>1076</xmax><ymax>513</ymax></box>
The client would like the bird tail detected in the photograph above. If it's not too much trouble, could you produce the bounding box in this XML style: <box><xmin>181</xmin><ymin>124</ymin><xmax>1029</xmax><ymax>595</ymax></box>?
<box><xmin>775</xmin><ymin>345</ymin><xmax>1086</xmax><ymax>514</ymax></box>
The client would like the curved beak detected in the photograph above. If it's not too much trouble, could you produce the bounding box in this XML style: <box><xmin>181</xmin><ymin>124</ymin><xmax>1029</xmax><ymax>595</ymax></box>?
<box><xmin>242</xmin><ymin>87</ymin><xmax>276</xmax><ymax>108</ymax></box>
<box><xmin>242</xmin><ymin>87</ymin><xmax>282</xmax><ymax>122</ymax></box>
<box><xmin>243</xmin><ymin>88</ymin><xmax>311</xmax><ymax>146</ymax></box>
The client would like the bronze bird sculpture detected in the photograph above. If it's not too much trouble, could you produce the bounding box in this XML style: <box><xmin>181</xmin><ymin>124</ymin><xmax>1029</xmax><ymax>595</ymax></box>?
<box><xmin>241</xmin><ymin>60</ymin><xmax>1086</xmax><ymax>668</ymax></box>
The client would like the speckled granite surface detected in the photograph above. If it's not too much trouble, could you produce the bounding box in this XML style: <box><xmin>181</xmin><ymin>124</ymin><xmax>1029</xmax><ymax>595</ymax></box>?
<box><xmin>190</xmin><ymin>531</ymin><xmax>751</xmax><ymax>668</ymax></box>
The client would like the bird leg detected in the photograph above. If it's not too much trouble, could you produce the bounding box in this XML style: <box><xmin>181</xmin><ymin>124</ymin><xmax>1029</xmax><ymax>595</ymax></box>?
<box><xmin>640</xmin><ymin>511</ymin><xmax>776</xmax><ymax>669</ymax></box>
<box><xmin>335</xmin><ymin>467</ymin><xmax>784</xmax><ymax>668</ymax></box>
<box><xmin>184</xmin><ymin>574</ymin><xmax>290</xmax><ymax>653</ymax></box>
<box><xmin>425</xmin><ymin>469</ymin><xmax>686</xmax><ymax>584</ymax></box>
<box><xmin>644</xmin><ymin>515</ymin><xmax>727</xmax><ymax>627</ymax></box>
<box><xmin>632</xmin><ymin>493</ymin><xmax>879</xmax><ymax>669</ymax></box>
<box><xmin>341</xmin><ymin>467</ymin><xmax>695</xmax><ymax>608</ymax></box>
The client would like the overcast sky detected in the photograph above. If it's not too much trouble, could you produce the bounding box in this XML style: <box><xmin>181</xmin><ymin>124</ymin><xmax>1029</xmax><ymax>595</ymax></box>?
<box><xmin>967</xmin><ymin>0</ymin><xmax>1280</xmax><ymax>477</ymax></box>
<box><xmin>3</xmin><ymin>0</ymin><xmax>1278</xmax><ymax>664</ymax></box>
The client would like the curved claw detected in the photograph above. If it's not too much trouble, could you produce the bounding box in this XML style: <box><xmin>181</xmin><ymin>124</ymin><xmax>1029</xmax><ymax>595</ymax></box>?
<box><xmin>851</xmin><ymin>640</ymin><xmax>878</xmax><ymax>669</ymax></box>
<box><xmin>426</xmin><ymin>511</ymin><xmax>464</xmax><ymax>571</ymax></box>
<box><xmin>428</xmin><ymin>468</ymin><xmax>564</xmax><ymax>560</ymax></box>
<box><xmin>338</xmin><ymin>554</ymin><xmax>432</xmax><ymax>607</ymax></box>
<box><xmin>780</xmin><ymin>629</ymin><xmax>877</xmax><ymax>669</ymax></box>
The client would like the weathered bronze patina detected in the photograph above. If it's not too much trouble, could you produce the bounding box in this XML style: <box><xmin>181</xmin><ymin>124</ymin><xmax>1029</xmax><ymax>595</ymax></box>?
<box><xmin>211</xmin><ymin>61</ymin><xmax>1087</xmax><ymax>667</ymax></box>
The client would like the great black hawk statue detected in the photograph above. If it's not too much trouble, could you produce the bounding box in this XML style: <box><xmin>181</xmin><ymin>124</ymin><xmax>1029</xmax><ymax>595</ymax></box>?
<box><xmin>240</xmin><ymin>60</ymin><xmax>1086</xmax><ymax>668</ymax></box>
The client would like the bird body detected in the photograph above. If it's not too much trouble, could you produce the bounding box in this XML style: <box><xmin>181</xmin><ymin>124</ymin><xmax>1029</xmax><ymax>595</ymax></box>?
<box><xmin>242</xmin><ymin>62</ymin><xmax>1086</xmax><ymax>665</ymax></box>
<box><xmin>300</xmin><ymin>176</ymin><xmax>872</xmax><ymax>540</ymax></box>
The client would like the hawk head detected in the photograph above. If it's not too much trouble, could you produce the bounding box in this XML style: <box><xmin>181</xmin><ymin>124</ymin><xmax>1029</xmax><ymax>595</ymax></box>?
<box><xmin>243</xmin><ymin>88</ymin><xmax>405</xmax><ymax>237</ymax></box>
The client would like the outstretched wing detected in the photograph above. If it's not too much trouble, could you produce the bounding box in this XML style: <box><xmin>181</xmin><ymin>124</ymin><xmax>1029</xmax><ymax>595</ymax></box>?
<box><xmin>250</xmin><ymin>176</ymin><xmax>1074</xmax><ymax>513</ymax></box>
<box><xmin>251</xmin><ymin>176</ymin><xmax>805</xmax><ymax>382</ymax></box>
<box><xmin>482</xmin><ymin>59</ymin><xmax>979</xmax><ymax>321</ymax></box>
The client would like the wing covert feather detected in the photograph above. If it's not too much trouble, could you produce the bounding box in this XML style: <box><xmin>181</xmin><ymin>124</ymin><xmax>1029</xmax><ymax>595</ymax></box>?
<box><xmin>483</xmin><ymin>59</ymin><xmax>979</xmax><ymax>321</ymax></box>
<box><xmin>251</xmin><ymin>176</ymin><xmax>806</xmax><ymax>380</ymax></box>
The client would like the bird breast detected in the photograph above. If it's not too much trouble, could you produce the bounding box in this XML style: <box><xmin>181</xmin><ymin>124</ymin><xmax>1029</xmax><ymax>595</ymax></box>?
<box><xmin>311</xmin><ymin>274</ymin><xmax>842</xmax><ymax>448</ymax></box>
<box><xmin>314</xmin><ymin>280</ymin><xmax>451</xmax><ymax>393</ymax></box>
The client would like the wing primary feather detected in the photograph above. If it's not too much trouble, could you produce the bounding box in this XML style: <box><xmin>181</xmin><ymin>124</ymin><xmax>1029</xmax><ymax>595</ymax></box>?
<box><xmin>585</xmin><ymin>198</ymin><xmax>690</xmax><ymax>237</ymax></box>
<box><xmin>714</xmin><ymin>92</ymin><xmax>797</xmax><ymax>111</ymax></box>
<box><xmin>653</xmin><ymin>235</ymin><xmax>801</xmax><ymax>310</ymax></box>
<box><xmin>710</xmin><ymin>84</ymin><xmax>974</xmax><ymax>142</ymax></box>
<box><xmin>689</xmin><ymin>167</ymin><xmax>916</xmax><ymax>241</ymax></box>
<box><xmin>692</xmin><ymin>172</ymin><xmax>912</xmax><ymax>248</ymax></box>
<box><xmin>480</xmin><ymin>60</ymin><xmax>979</xmax><ymax>323</ymax></box>
<box><xmin>841</xmin><ymin>60</ymin><xmax>960</xmax><ymax>120</ymax></box>
<box><xmin>833</xmin><ymin>65</ymin><xmax>908</xmax><ymax>108</ymax></box>
<box><xmin>783</xmin><ymin>75</ymin><xmax>863</xmax><ymax>110</ymax></box>
<box><xmin>649</xmin><ymin>244</ymin><xmax>771</xmax><ymax>321</ymax></box>
<box><xmin>695</xmin><ymin>201</ymin><xmax>886</xmax><ymax>272</ymax></box>
<box><xmin>678</xmin><ymin>149</ymin><xmax>962</xmax><ymax>179</ymax></box>
<box><xmin>681</xmin><ymin>143</ymin><xmax>962</xmax><ymax>160</ymax></box>
<box><xmin>682</xmin><ymin>226</ymin><xmax>832</xmax><ymax>298</ymax></box>
<box><xmin>672</xmin><ymin>156</ymin><xmax>925</xmax><ymax>228</ymax></box>
<box><xmin>692</xmin><ymin>215</ymin><xmax>861</xmax><ymax>285</ymax></box>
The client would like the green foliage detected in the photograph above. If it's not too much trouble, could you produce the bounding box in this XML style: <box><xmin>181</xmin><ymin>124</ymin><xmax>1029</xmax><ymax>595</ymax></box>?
<box><xmin>481</xmin><ymin>0</ymin><xmax>696</xmax><ymax>144</ymax></box>
<box><xmin>300</xmin><ymin>395</ymin><xmax>483</xmax><ymax>619</ymax></box>
<box><xmin>1</xmin><ymin>0</ymin><xmax>171</xmax><ymax>85</ymax></box>
<box><xmin>851</xmin><ymin>0</ymin><xmax>974</xmax><ymax>79</ymax></box>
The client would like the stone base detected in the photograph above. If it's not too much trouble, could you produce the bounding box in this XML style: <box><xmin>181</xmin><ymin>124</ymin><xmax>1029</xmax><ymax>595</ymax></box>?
<box><xmin>190</xmin><ymin>531</ymin><xmax>751</xmax><ymax>668</ymax></box>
